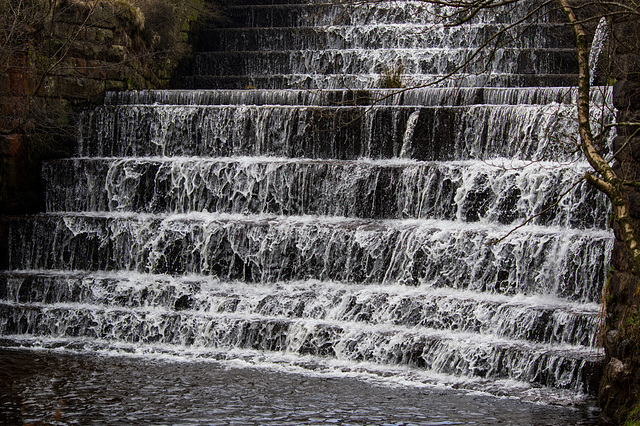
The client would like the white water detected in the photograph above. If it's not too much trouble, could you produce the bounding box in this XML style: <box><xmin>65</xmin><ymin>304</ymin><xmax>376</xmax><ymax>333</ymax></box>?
<box><xmin>105</xmin><ymin>86</ymin><xmax>612</xmax><ymax>107</ymax></box>
<box><xmin>193</xmin><ymin>48</ymin><xmax>576</xmax><ymax>78</ymax></box>
<box><xmin>589</xmin><ymin>17</ymin><xmax>610</xmax><ymax>85</ymax></box>
<box><xmin>77</xmin><ymin>102</ymin><xmax>614</xmax><ymax>162</ymax></box>
<box><xmin>7</xmin><ymin>212</ymin><xmax>612</xmax><ymax>304</ymax></box>
<box><xmin>43</xmin><ymin>157</ymin><xmax>608</xmax><ymax>229</ymax></box>
<box><xmin>201</xmin><ymin>23</ymin><xmax>571</xmax><ymax>52</ymax></box>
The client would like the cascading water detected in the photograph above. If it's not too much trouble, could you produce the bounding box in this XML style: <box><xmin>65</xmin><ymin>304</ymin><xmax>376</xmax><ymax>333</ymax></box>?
<box><xmin>589</xmin><ymin>17</ymin><xmax>610</xmax><ymax>85</ymax></box>
<box><xmin>0</xmin><ymin>0</ymin><xmax>616</xmax><ymax>420</ymax></box>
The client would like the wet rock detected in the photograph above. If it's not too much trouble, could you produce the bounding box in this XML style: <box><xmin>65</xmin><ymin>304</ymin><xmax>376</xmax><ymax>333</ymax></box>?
<box><xmin>614</xmin><ymin>80</ymin><xmax>640</xmax><ymax>110</ymax></box>
<box><xmin>606</xmin><ymin>330</ymin><xmax>619</xmax><ymax>349</ymax></box>
<box><xmin>174</xmin><ymin>295</ymin><xmax>193</xmax><ymax>311</ymax></box>
<box><xmin>606</xmin><ymin>358</ymin><xmax>630</xmax><ymax>382</ymax></box>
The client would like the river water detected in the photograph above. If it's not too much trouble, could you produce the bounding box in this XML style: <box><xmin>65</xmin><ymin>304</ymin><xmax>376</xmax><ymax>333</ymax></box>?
<box><xmin>0</xmin><ymin>348</ymin><xmax>602</xmax><ymax>425</ymax></box>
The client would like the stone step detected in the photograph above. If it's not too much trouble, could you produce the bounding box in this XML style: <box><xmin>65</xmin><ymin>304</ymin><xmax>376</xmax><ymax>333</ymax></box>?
<box><xmin>0</xmin><ymin>301</ymin><xmax>602</xmax><ymax>394</ymax></box>
<box><xmin>179</xmin><ymin>73</ymin><xmax>580</xmax><ymax>90</ymax></box>
<box><xmin>43</xmin><ymin>157</ymin><xmax>608</xmax><ymax>230</ymax></box>
<box><xmin>219</xmin><ymin>2</ymin><xmax>564</xmax><ymax>28</ymax></box>
<box><xmin>224</xmin><ymin>0</ymin><xmax>315</xmax><ymax>5</ymax></box>
<box><xmin>190</xmin><ymin>49</ymin><xmax>578</xmax><ymax>78</ymax></box>
<box><xmin>3</xmin><ymin>213</ymin><xmax>610</xmax><ymax>303</ymax></box>
<box><xmin>197</xmin><ymin>24</ymin><xmax>574</xmax><ymax>52</ymax></box>
<box><xmin>75</xmin><ymin>103</ymin><xmax>597</xmax><ymax>162</ymax></box>
<box><xmin>103</xmin><ymin>87</ymin><xmax>611</xmax><ymax>107</ymax></box>
<box><xmin>0</xmin><ymin>270</ymin><xmax>601</xmax><ymax>347</ymax></box>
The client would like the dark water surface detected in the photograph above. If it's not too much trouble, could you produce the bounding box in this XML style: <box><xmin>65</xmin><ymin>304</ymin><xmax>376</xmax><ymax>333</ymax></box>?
<box><xmin>0</xmin><ymin>348</ymin><xmax>602</xmax><ymax>425</ymax></box>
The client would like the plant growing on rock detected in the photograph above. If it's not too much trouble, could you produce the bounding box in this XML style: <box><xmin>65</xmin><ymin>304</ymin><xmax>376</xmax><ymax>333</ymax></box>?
<box><xmin>379</xmin><ymin>64</ymin><xmax>404</xmax><ymax>88</ymax></box>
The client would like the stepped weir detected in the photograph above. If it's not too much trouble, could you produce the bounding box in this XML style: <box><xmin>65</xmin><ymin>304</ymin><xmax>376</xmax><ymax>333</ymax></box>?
<box><xmin>0</xmin><ymin>0</ymin><xmax>616</xmax><ymax>417</ymax></box>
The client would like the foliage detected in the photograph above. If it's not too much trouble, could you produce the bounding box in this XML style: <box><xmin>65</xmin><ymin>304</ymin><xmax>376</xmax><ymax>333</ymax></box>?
<box><xmin>625</xmin><ymin>404</ymin><xmax>640</xmax><ymax>426</ymax></box>
<box><xmin>379</xmin><ymin>64</ymin><xmax>404</xmax><ymax>88</ymax></box>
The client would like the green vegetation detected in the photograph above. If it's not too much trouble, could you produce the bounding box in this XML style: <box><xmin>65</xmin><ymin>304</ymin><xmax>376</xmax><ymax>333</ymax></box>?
<box><xmin>379</xmin><ymin>64</ymin><xmax>404</xmax><ymax>88</ymax></box>
<box><xmin>625</xmin><ymin>403</ymin><xmax>640</xmax><ymax>426</ymax></box>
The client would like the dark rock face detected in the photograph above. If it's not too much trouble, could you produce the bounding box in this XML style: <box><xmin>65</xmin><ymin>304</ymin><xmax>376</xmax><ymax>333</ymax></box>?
<box><xmin>0</xmin><ymin>1</ymin><xmax>197</xmax><ymax>215</ymax></box>
<box><xmin>613</xmin><ymin>80</ymin><xmax>640</xmax><ymax>110</ymax></box>
<box><xmin>601</xmin><ymin>78</ymin><xmax>640</xmax><ymax>424</ymax></box>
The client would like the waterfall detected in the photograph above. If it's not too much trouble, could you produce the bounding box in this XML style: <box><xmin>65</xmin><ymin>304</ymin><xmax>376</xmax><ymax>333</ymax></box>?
<box><xmin>1</xmin><ymin>0</ymin><xmax>613</xmax><ymax>406</ymax></box>
<box><xmin>589</xmin><ymin>17</ymin><xmax>610</xmax><ymax>85</ymax></box>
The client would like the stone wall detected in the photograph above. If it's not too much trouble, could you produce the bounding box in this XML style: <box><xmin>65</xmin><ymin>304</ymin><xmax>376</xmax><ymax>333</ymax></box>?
<box><xmin>600</xmin><ymin>78</ymin><xmax>640</xmax><ymax>424</ymax></box>
<box><xmin>599</xmin><ymin>19</ymin><xmax>640</xmax><ymax>424</ymax></box>
<box><xmin>0</xmin><ymin>0</ymin><xmax>202</xmax><ymax>214</ymax></box>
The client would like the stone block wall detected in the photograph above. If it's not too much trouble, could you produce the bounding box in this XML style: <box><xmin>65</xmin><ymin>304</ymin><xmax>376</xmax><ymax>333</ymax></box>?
<box><xmin>0</xmin><ymin>0</ymin><xmax>199</xmax><ymax>214</ymax></box>
<box><xmin>599</xmin><ymin>20</ymin><xmax>640</xmax><ymax>423</ymax></box>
